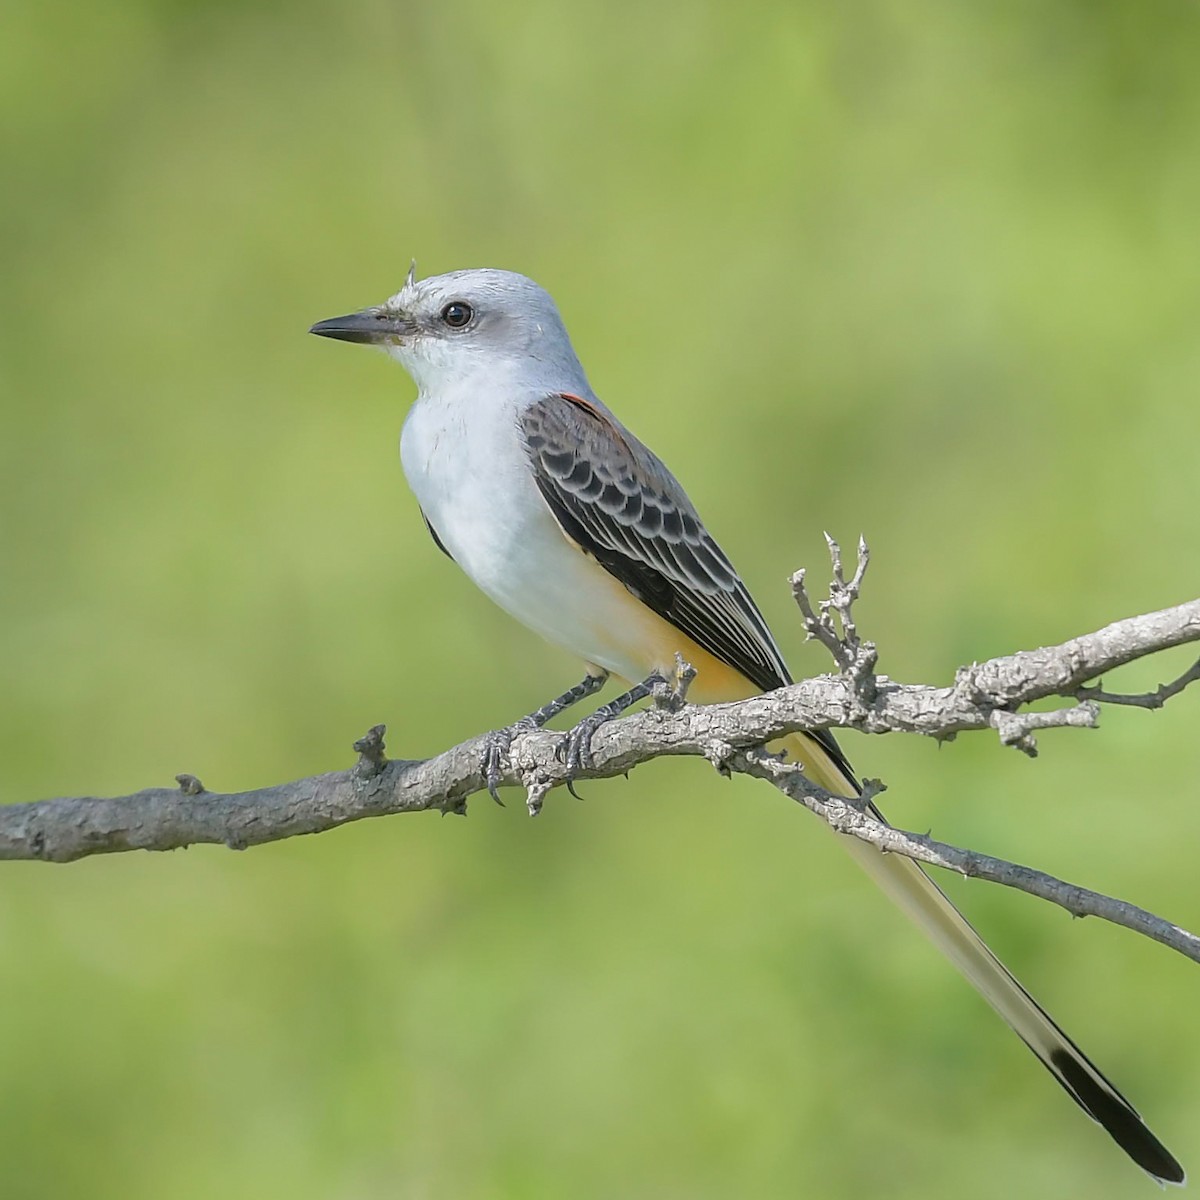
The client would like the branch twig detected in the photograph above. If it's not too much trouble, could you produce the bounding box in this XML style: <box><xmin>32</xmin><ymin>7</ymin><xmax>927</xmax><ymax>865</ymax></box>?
<box><xmin>791</xmin><ymin>533</ymin><xmax>878</xmax><ymax>703</ymax></box>
<box><xmin>1076</xmin><ymin>655</ymin><xmax>1200</xmax><ymax>709</ymax></box>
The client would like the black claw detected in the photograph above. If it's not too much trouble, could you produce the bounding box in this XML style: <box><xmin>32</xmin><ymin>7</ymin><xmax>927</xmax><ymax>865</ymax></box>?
<box><xmin>479</xmin><ymin>673</ymin><xmax>612</xmax><ymax>812</ymax></box>
<box><xmin>554</xmin><ymin>730</ymin><xmax>588</xmax><ymax>795</ymax></box>
<box><xmin>555</xmin><ymin>672</ymin><xmax>666</xmax><ymax>796</ymax></box>
<box><xmin>559</xmin><ymin>714</ymin><xmax>608</xmax><ymax>796</ymax></box>
<box><xmin>568</xmin><ymin>727</ymin><xmax>591</xmax><ymax>772</ymax></box>
<box><xmin>485</xmin><ymin>743</ymin><xmax>506</xmax><ymax>805</ymax></box>
<box><xmin>480</xmin><ymin>729</ymin><xmax>515</xmax><ymax>807</ymax></box>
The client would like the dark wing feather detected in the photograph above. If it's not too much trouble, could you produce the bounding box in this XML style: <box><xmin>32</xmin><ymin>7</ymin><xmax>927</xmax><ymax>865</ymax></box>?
<box><xmin>523</xmin><ymin>393</ymin><xmax>787</xmax><ymax>696</ymax></box>
<box><xmin>521</xmin><ymin>393</ymin><xmax>856</xmax><ymax>781</ymax></box>
<box><xmin>522</xmin><ymin>393</ymin><xmax>790</xmax><ymax>693</ymax></box>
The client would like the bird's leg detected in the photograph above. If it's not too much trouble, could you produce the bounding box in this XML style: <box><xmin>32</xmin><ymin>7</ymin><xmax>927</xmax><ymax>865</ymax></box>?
<box><xmin>481</xmin><ymin>671</ymin><xmax>609</xmax><ymax>804</ymax></box>
<box><xmin>558</xmin><ymin>670</ymin><xmax>670</xmax><ymax>791</ymax></box>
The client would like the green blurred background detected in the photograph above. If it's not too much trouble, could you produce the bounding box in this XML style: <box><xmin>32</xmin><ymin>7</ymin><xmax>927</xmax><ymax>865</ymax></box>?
<box><xmin>2</xmin><ymin>1</ymin><xmax>1198</xmax><ymax>1196</ymax></box>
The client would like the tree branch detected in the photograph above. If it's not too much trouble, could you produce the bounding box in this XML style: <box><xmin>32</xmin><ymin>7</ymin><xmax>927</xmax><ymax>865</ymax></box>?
<box><xmin>3</xmin><ymin>545</ymin><xmax>1197</xmax><ymax>966</ymax></box>
<box><xmin>735</xmin><ymin>751</ymin><xmax>1200</xmax><ymax>963</ymax></box>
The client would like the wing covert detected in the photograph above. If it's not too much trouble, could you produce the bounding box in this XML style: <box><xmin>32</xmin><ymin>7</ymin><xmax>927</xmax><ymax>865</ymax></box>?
<box><xmin>520</xmin><ymin>392</ymin><xmax>791</xmax><ymax>694</ymax></box>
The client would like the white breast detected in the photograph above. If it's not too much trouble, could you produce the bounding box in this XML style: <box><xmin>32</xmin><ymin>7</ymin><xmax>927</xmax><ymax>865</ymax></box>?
<box><xmin>398</xmin><ymin>387</ymin><xmax>662</xmax><ymax>682</ymax></box>
<box><xmin>401</xmin><ymin>388</ymin><xmax>541</xmax><ymax>588</ymax></box>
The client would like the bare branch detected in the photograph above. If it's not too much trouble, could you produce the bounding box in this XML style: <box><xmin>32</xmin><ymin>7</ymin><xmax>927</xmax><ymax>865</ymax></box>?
<box><xmin>954</xmin><ymin>604</ymin><xmax>1200</xmax><ymax>706</ymax></box>
<box><xmin>1076</xmin><ymin>655</ymin><xmax>1200</xmax><ymax>709</ymax></box>
<box><xmin>2</xmin><ymin>551</ymin><xmax>1197</xmax><ymax>971</ymax></box>
<box><xmin>736</xmin><ymin>751</ymin><xmax>1200</xmax><ymax>964</ymax></box>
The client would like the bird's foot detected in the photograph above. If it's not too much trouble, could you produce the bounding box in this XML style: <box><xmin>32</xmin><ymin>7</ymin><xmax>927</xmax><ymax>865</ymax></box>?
<box><xmin>556</xmin><ymin>671</ymin><xmax>668</xmax><ymax>797</ymax></box>
<box><xmin>480</xmin><ymin>716</ymin><xmax>541</xmax><ymax>806</ymax></box>
<box><xmin>480</xmin><ymin>672</ymin><xmax>609</xmax><ymax>806</ymax></box>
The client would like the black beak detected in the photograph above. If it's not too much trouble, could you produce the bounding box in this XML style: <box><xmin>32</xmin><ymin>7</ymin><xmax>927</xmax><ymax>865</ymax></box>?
<box><xmin>309</xmin><ymin>308</ymin><xmax>415</xmax><ymax>345</ymax></box>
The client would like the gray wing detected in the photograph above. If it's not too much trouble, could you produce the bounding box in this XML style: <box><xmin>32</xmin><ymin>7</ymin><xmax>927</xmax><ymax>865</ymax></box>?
<box><xmin>520</xmin><ymin>392</ymin><xmax>792</xmax><ymax>694</ymax></box>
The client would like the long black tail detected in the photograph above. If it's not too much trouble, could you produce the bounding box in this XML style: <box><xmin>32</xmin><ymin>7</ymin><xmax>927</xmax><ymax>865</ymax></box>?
<box><xmin>800</xmin><ymin>733</ymin><xmax>1184</xmax><ymax>1184</ymax></box>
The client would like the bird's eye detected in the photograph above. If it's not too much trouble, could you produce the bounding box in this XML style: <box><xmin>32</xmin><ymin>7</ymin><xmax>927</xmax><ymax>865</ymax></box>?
<box><xmin>441</xmin><ymin>301</ymin><xmax>473</xmax><ymax>329</ymax></box>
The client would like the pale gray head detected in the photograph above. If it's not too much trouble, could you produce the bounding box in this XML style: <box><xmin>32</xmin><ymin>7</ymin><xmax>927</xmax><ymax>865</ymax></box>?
<box><xmin>310</xmin><ymin>266</ymin><xmax>588</xmax><ymax>394</ymax></box>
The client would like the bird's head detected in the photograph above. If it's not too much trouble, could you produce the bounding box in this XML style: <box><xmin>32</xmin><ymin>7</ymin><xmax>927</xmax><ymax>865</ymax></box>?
<box><xmin>310</xmin><ymin>264</ymin><xmax>583</xmax><ymax>393</ymax></box>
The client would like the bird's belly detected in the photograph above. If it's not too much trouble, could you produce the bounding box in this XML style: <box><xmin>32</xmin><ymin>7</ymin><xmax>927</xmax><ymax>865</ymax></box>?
<box><xmin>445</xmin><ymin>495</ymin><xmax>755</xmax><ymax>696</ymax></box>
<box><xmin>420</xmin><ymin>464</ymin><xmax>656</xmax><ymax>675</ymax></box>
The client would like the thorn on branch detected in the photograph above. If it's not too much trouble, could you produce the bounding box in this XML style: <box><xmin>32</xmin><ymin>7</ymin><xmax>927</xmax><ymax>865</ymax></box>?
<box><xmin>175</xmin><ymin>774</ymin><xmax>205</xmax><ymax>796</ymax></box>
<box><xmin>353</xmin><ymin>724</ymin><xmax>388</xmax><ymax>778</ymax></box>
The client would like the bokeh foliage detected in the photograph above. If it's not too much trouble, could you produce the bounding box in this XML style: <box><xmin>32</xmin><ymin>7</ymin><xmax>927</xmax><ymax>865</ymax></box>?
<box><xmin>2</xmin><ymin>2</ymin><xmax>1199</xmax><ymax>1196</ymax></box>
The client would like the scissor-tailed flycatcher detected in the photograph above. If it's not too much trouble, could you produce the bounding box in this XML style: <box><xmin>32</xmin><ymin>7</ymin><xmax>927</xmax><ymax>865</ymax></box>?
<box><xmin>311</xmin><ymin>266</ymin><xmax>1182</xmax><ymax>1183</ymax></box>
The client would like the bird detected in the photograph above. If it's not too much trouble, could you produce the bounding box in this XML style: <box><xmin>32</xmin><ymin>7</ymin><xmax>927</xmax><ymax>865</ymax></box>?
<box><xmin>310</xmin><ymin>264</ymin><xmax>1183</xmax><ymax>1184</ymax></box>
